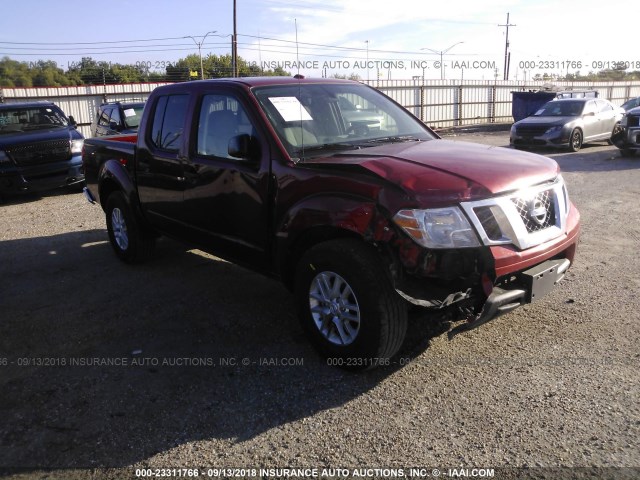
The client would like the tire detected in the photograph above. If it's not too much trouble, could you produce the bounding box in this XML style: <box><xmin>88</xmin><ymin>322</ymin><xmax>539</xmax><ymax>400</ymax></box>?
<box><xmin>105</xmin><ymin>191</ymin><xmax>155</xmax><ymax>263</ymax></box>
<box><xmin>294</xmin><ymin>238</ymin><xmax>407</xmax><ymax>370</ymax></box>
<box><xmin>569</xmin><ymin>129</ymin><xmax>583</xmax><ymax>152</ymax></box>
<box><xmin>608</xmin><ymin>122</ymin><xmax>623</xmax><ymax>145</ymax></box>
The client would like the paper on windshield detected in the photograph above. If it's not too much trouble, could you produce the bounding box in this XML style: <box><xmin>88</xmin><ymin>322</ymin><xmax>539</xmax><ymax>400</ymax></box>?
<box><xmin>269</xmin><ymin>97</ymin><xmax>313</xmax><ymax>122</ymax></box>
<box><xmin>123</xmin><ymin>108</ymin><xmax>137</xmax><ymax>117</ymax></box>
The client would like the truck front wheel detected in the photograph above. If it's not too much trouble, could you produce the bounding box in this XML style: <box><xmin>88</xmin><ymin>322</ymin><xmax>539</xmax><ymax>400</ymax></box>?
<box><xmin>105</xmin><ymin>191</ymin><xmax>155</xmax><ymax>263</ymax></box>
<box><xmin>294</xmin><ymin>239</ymin><xmax>407</xmax><ymax>369</ymax></box>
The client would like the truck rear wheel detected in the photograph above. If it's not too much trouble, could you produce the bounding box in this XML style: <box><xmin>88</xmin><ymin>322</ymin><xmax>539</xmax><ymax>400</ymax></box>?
<box><xmin>105</xmin><ymin>191</ymin><xmax>155</xmax><ymax>263</ymax></box>
<box><xmin>294</xmin><ymin>239</ymin><xmax>407</xmax><ymax>370</ymax></box>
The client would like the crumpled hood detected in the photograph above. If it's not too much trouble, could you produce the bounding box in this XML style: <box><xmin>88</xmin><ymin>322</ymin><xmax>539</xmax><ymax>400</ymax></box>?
<box><xmin>306</xmin><ymin>139</ymin><xmax>559</xmax><ymax>203</ymax></box>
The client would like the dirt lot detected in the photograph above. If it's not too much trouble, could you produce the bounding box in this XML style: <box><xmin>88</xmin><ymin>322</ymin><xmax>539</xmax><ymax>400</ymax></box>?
<box><xmin>1</xmin><ymin>130</ymin><xmax>639</xmax><ymax>480</ymax></box>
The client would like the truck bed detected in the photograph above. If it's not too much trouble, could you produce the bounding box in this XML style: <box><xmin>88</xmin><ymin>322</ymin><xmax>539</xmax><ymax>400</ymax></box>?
<box><xmin>83</xmin><ymin>134</ymin><xmax>138</xmax><ymax>206</ymax></box>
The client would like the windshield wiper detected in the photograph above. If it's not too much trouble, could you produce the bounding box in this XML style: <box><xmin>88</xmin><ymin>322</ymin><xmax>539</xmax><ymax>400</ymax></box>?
<box><xmin>364</xmin><ymin>135</ymin><xmax>424</xmax><ymax>144</ymax></box>
<box><xmin>295</xmin><ymin>143</ymin><xmax>363</xmax><ymax>154</ymax></box>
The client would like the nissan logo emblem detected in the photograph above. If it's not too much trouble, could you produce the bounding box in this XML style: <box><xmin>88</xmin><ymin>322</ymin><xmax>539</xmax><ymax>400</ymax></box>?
<box><xmin>528</xmin><ymin>198</ymin><xmax>547</xmax><ymax>225</ymax></box>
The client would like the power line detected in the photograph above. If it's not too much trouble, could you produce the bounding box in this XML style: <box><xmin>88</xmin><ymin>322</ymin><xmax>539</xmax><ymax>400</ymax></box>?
<box><xmin>1</xmin><ymin>32</ymin><xmax>478</xmax><ymax>59</ymax></box>
<box><xmin>0</xmin><ymin>43</ymin><xmax>231</xmax><ymax>51</ymax></box>
<box><xmin>0</xmin><ymin>36</ymin><xmax>193</xmax><ymax>46</ymax></box>
<box><xmin>0</xmin><ymin>48</ymin><xmax>201</xmax><ymax>57</ymax></box>
<box><xmin>239</xmin><ymin>33</ymin><xmax>429</xmax><ymax>55</ymax></box>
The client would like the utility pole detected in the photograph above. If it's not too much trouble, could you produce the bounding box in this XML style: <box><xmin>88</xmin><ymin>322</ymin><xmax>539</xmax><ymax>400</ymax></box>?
<box><xmin>499</xmin><ymin>13</ymin><xmax>516</xmax><ymax>80</ymax></box>
<box><xmin>232</xmin><ymin>0</ymin><xmax>238</xmax><ymax>77</ymax></box>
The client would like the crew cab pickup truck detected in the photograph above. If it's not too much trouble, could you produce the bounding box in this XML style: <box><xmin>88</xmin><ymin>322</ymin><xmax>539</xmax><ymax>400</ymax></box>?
<box><xmin>83</xmin><ymin>77</ymin><xmax>580</xmax><ymax>368</ymax></box>
<box><xmin>0</xmin><ymin>101</ymin><xmax>84</xmax><ymax>197</ymax></box>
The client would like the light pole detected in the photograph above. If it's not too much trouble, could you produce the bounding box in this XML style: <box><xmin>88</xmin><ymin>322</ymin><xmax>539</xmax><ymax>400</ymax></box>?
<box><xmin>421</xmin><ymin>42</ymin><xmax>464</xmax><ymax>80</ymax></box>
<box><xmin>365</xmin><ymin>40</ymin><xmax>369</xmax><ymax>82</ymax></box>
<box><xmin>185</xmin><ymin>31</ymin><xmax>217</xmax><ymax>80</ymax></box>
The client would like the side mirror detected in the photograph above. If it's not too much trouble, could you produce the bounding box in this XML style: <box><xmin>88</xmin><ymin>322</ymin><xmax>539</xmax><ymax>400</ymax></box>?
<box><xmin>68</xmin><ymin>115</ymin><xmax>77</xmax><ymax>128</ymax></box>
<box><xmin>228</xmin><ymin>134</ymin><xmax>260</xmax><ymax>161</ymax></box>
<box><xmin>109</xmin><ymin>121</ymin><xmax>120</xmax><ymax>131</ymax></box>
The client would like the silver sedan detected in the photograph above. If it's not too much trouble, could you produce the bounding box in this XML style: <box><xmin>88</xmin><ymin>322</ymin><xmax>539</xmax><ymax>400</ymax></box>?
<box><xmin>510</xmin><ymin>98</ymin><xmax>624</xmax><ymax>152</ymax></box>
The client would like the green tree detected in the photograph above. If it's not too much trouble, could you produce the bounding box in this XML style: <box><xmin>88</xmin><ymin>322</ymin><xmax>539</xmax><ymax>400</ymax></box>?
<box><xmin>0</xmin><ymin>57</ymin><xmax>32</xmax><ymax>87</ymax></box>
<box><xmin>332</xmin><ymin>72</ymin><xmax>362</xmax><ymax>81</ymax></box>
<box><xmin>30</xmin><ymin>60</ymin><xmax>71</xmax><ymax>87</ymax></box>
<box><xmin>0</xmin><ymin>53</ymin><xmax>289</xmax><ymax>87</ymax></box>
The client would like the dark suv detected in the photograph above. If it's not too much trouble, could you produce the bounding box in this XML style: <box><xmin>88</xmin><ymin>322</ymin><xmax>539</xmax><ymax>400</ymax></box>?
<box><xmin>91</xmin><ymin>101</ymin><xmax>145</xmax><ymax>137</ymax></box>
<box><xmin>0</xmin><ymin>101</ymin><xmax>84</xmax><ymax>197</ymax></box>
<box><xmin>613</xmin><ymin>106</ymin><xmax>640</xmax><ymax>156</ymax></box>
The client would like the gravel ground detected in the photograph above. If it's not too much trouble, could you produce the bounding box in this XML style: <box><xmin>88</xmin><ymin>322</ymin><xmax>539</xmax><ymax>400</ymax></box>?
<box><xmin>0</xmin><ymin>130</ymin><xmax>639</xmax><ymax>480</ymax></box>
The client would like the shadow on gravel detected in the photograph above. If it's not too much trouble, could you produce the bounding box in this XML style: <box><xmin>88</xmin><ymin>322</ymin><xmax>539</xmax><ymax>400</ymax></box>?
<box><xmin>0</xmin><ymin>187</ymin><xmax>82</xmax><ymax>207</ymax></box>
<box><xmin>548</xmin><ymin>148</ymin><xmax>640</xmax><ymax>173</ymax></box>
<box><xmin>507</xmin><ymin>142</ymin><xmax>640</xmax><ymax>173</ymax></box>
<box><xmin>0</xmin><ymin>229</ymin><xmax>445</xmax><ymax>471</ymax></box>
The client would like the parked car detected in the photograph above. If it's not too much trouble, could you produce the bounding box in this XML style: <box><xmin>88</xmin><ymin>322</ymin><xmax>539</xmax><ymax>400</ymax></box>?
<box><xmin>337</xmin><ymin>96</ymin><xmax>386</xmax><ymax>134</ymax></box>
<box><xmin>620</xmin><ymin>97</ymin><xmax>640</xmax><ymax>112</ymax></box>
<box><xmin>612</xmin><ymin>106</ymin><xmax>640</xmax><ymax>156</ymax></box>
<box><xmin>0</xmin><ymin>101</ymin><xmax>84</xmax><ymax>198</ymax></box>
<box><xmin>511</xmin><ymin>89</ymin><xmax>598</xmax><ymax>122</ymax></box>
<box><xmin>82</xmin><ymin>77</ymin><xmax>580</xmax><ymax>369</ymax></box>
<box><xmin>510</xmin><ymin>98</ymin><xmax>624</xmax><ymax>152</ymax></box>
<box><xmin>91</xmin><ymin>101</ymin><xmax>145</xmax><ymax>137</ymax></box>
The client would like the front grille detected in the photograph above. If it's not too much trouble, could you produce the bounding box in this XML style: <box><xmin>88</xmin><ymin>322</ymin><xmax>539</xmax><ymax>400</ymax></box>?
<box><xmin>474</xmin><ymin>205</ymin><xmax>503</xmax><ymax>241</ymax></box>
<box><xmin>460</xmin><ymin>178</ymin><xmax>568</xmax><ymax>251</ymax></box>
<box><xmin>516</xmin><ymin>125</ymin><xmax>549</xmax><ymax>137</ymax></box>
<box><xmin>627</xmin><ymin>116</ymin><xmax>640</xmax><ymax>128</ymax></box>
<box><xmin>512</xmin><ymin>189</ymin><xmax>556</xmax><ymax>233</ymax></box>
<box><xmin>513</xmin><ymin>138</ymin><xmax>547</xmax><ymax>146</ymax></box>
<box><xmin>6</xmin><ymin>140</ymin><xmax>71</xmax><ymax>167</ymax></box>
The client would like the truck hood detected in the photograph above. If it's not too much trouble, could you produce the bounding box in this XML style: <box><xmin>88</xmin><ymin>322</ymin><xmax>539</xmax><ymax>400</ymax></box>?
<box><xmin>305</xmin><ymin>139</ymin><xmax>559</xmax><ymax>203</ymax></box>
<box><xmin>0</xmin><ymin>126</ymin><xmax>82</xmax><ymax>148</ymax></box>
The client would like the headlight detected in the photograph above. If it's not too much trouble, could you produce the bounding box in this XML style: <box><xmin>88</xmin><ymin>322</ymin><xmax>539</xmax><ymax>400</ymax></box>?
<box><xmin>393</xmin><ymin>207</ymin><xmax>481</xmax><ymax>249</ymax></box>
<box><xmin>621</xmin><ymin>115</ymin><xmax>628</xmax><ymax>127</ymax></box>
<box><xmin>0</xmin><ymin>150</ymin><xmax>11</xmax><ymax>164</ymax></box>
<box><xmin>70</xmin><ymin>139</ymin><xmax>84</xmax><ymax>154</ymax></box>
<box><xmin>545</xmin><ymin>125</ymin><xmax>562</xmax><ymax>134</ymax></box>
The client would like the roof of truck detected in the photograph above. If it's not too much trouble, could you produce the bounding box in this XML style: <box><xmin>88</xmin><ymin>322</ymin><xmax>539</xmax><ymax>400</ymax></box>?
<box><xmin>0</xmin><ymin>101</ymin><xmax>57</xmax><ymax>110</ymax></box>
<box><xmin>171</xmin><ymin>76</ymin><xmax>359</xmax><ymax>88</ymax></box>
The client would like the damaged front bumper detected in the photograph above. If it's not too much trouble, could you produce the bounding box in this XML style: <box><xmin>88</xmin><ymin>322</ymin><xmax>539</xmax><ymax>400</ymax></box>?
<box><xmin>393</xmin><ymin>200</ymin><xmax>580</xmax><ymax>338</ymax></box>
<box><xmin>612</xmin><ymin>124</ymin><xmax>640</xmax><ymax>154</ymax></box>
<box><xmin>447</xmin><ymin>258</ymin><xmax>571</xmax><ymax>337</ymax></box>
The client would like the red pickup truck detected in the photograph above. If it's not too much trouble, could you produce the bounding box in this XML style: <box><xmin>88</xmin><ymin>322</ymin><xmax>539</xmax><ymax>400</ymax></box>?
<box><xmin>82</xmin><ymin>77</ymin><xmax>580</xmax><ymax>369</ymax></box>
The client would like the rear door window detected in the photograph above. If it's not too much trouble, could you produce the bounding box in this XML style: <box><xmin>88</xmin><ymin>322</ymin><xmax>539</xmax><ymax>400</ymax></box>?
<box><xmin>150</xmin><ymin>94</ymin><xmax>189</xmax><ymax>152</ymax></box>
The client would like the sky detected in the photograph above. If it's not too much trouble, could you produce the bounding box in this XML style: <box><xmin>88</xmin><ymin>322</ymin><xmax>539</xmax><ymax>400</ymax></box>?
<box><xmin>0</xmin><ymin>0</ymin><xmax>636</xmax><ymax>81</ymax></box>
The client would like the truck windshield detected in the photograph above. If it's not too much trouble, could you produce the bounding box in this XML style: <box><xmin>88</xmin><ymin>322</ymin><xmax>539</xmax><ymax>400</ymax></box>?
<box><xmin>0</xmin><ymin>105</ymin><xmax>69</xmax><ymax>134</ymax></box>
<box><xmin>252</xmin><ymin>83</ymin><xmax>435</xmax><ymax>159</ymax></box>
